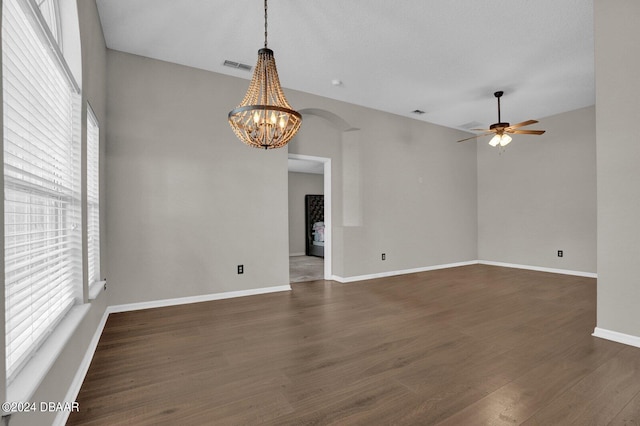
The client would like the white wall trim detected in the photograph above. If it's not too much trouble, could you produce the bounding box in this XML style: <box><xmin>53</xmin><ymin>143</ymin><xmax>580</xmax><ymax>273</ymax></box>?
<box><xmin>478</xmin><ymin>260</ymin><xmax>597</xmax><ymax>278</ymax></box>
<box><xmin>54</xmin><ymin>308</ymin><xmax>110</xmax><ymax>426</ymax></box>
<box><xmin>88</xmin><ymin>280</ymin><xmax>107</xmax><ymax>301</ymax></box>
<box><xmin>331</xmin><ymin>260</ymin><xmax>598</xmax><ymax>283</ymax></box>
<box><xmin>323</xmin><ymin>158</ymin><xmax>332</xmax><ymax>280</ymax></box>
<box><xmin>593</xmin><ymin>327</ymin><xmax>640</xmax><ymax>349</ymax></box>
<box><xmin>107</xmin><ymin>285</ymin><xmax>292</xmax><ymax>314</ymax></box>
<box><xmin>289</xmin><ymin>252</ymin><xmax>306</xmax><ymax>257</ymax></box>
<box><xmin>331</xmin><ymin>260</ymin><xmax>479</xmax><ymax>283</ymax></box>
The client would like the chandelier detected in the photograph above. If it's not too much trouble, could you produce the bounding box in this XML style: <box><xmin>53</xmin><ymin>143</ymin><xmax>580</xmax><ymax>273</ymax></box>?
<box><xmin>228</xmin><ymin>0</ymin><xmax>302</xmax><ymax>149</ymax></box>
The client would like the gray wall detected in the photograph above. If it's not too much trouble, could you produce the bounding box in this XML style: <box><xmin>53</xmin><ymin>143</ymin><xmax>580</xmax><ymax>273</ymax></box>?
<box><xmin>288</xmin><ymin>172</ymin><xmax>324</xmax><ymax>256</ymax></box>
<box><xmin>106</xmin><ymin>49</ymin><xmax>478</xmax><ymax>302</ymax></box>
<box><xmin>288</xmin><ymin>97</ymin><xmax>478</xmax><ymax>279</ymax></box>
<box><xmin>106</xmin><ymin>50</ymin><xmax>290</xmax><ymax>305</ymax></box>
<box><xmin>9</xmin><ymin>1</ymin><xmax>109</xmax><ymax>425</ymax></box>
<box><xmin>595</xmin><ymin>0</ymin><xmax>640</xmax><ymax>337</ymax></box>
<box><xmin>478</xmin><ymin>106</ymin><xmax>597</xmax><ymax>273</ymax></box>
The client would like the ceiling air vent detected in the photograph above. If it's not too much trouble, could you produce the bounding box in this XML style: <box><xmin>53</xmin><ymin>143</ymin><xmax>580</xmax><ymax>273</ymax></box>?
<box><xmin>223</xmin><ymin>60</ymin><xmax>252</xmax><ymax>72</ymax></box>
<box><xmin>411</xmin><ymin>109</ymin><xmax>426</xmax><ymax>115</ymax></box>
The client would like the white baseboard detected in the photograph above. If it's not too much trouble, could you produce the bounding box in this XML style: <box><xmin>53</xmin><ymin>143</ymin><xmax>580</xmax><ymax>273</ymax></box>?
<box><xmin>107</xmin><ymin>285</ymin><xmax>292</xmax><ymax>314</ymax></box>
<box><xmin>593</xmin><ymin>327</ymin><xmax>640</xmax><ymax>349</ymax></box>
<box><xmin>331</xmin><ymin>260</ymin><xmax>479</xmax><ymax>283</ymax></box>
<box><xmin>54</xmin><ymin>308</ymin><xmax>109</xmax><ymax>426</ymax></box>
<box><xmin>478</xmin><ymin>260</ymin><xmax>597</xmax><ymax>278</ymax></box>
<box><xmin>289</xmin><ymin>252</ymin><xmax>306</xmax><ymax>257</ymax></box>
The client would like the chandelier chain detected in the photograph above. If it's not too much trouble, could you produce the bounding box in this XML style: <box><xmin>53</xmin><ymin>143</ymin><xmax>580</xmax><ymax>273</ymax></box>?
<box><xmin>264</xmin><ymin>0</ymin><xmax>268</xmax><ymax>48</ymax></box>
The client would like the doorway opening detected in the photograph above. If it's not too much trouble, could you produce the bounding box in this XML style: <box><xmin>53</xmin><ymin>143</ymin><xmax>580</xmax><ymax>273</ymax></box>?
<box><xmin>288</xmin><ymin>154</ymin><xmax>331</xmax><ymax>282</ymax></box>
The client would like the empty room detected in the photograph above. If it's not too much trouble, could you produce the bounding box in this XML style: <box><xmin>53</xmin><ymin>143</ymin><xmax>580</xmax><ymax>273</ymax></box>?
<box><xmin>1</xmin><ymin>0</ymin><xmax>639</xmax><ymax>425</ymax></box>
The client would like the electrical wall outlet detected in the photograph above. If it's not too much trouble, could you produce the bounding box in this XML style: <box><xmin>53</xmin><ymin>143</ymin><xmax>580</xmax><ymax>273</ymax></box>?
<box><xmin>557</xmin><ymin>250</ymin><xmax>563</xmax><ymax>258</ymax></box>
<box><xmin>237</xmin><ymin>265</ymin><xmax>244</xmax><ymax>274</ymax></box>
<box><xmin>382</xmin><ymin>253</ymin><xmax>386</xmax><ymax>261</ymax></box>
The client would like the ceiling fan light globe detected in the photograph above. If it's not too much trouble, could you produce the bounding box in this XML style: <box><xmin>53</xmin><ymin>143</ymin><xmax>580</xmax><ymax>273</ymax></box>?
<box><xmin>500</xmin><ymin>134</ymin><xmax>512</xmax><ymax>146</ymax></box>
<box><xmin>489</xmin><ymin>134</ymin><xmax>501</xmax><ymax>147</ymax></box>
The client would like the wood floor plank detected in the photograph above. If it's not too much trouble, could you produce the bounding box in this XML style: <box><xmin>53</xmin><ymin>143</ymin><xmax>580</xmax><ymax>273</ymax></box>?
<box><xmin>435</xmin><ymin>336</ymin><xmax>626</xmax><ymax>425</ymax></box>
<box><xmin>521</xmin><ymin>346</ymin><xmax>640</xmax><ymax>425</ymax></box>
<box><xmin>608</xmin><ymin>388</ymin><xmax>640</xmax><ymax>426</ymax></box>
<box><xmin>67</xmin><ymin>265</ymin><xmax>640</xmax><ymax>425</ymax></box>
<box><xmin>269</xmin><ymin>376</ymin><xmax>413</xmax><ymax>425</ymax></box>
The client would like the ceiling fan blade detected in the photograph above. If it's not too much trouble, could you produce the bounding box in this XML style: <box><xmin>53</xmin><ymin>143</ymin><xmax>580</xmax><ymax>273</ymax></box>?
<box><xmin>508</xmin><ymin>119</ymin><xmax>538</xmax><ymax>129</ymax></box>
<box><xmin>470</xmin><ymin>128</ymin><xmax>492</xmax><ymax>132</ymax></box>
<box><xmin>508</xmin><ymin>129</ymin><xmax>546</xmax><ymax>135</ymax></box>
<box><xmin>457</xmin><ymin>133</ymin><xmax>493</xmax><ymax>143</ymax></box>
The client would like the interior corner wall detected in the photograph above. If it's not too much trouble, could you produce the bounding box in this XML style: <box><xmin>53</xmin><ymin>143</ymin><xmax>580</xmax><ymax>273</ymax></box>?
<box><xmin>594</xmin><ymin>0</ymin><xmax>640</xmax><ymax>338</ymax></box>
<box><xmin>477</xmin><ymin>106</ymin><xmax>597</xmax><ymax>274</ymax></box>
<box><xmin>288</xmin><ymin>172</ymin><xmax>324</xmax><ymax>256</ymax></box>
<box><xmin>105</xmin><ymin>50</ymin><xmax>290</xmax><ymax>305</ymax></box>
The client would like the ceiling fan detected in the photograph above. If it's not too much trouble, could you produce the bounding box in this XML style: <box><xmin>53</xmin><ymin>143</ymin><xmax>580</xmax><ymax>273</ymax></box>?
<box><xmin>457</xmin><ymin>91</ymin><xmax>546</xmax><ymax>146</ymax></box>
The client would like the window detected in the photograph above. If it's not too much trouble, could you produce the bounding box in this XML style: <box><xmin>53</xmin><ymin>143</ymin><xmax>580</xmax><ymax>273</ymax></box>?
<box><xmin>87</xmin><ymin>104</ymin><xmax>100</xmax><ymax>286</ymax></box>
<box><xmin>3</xmin><ymin>0</ymin><xmax>81</xmax><ymax>382</ymax></box>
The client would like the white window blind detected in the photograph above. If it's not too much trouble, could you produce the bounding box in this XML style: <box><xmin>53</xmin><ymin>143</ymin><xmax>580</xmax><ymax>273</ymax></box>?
<box><xmin>87</xmin><ymin>105</ymin><xmax>100</xmax><ymax>285</ymax></box>
<box><xmin>3</xmin><ymin>0</ymin><xmax>82</xmax><ymax>382</ymax></box>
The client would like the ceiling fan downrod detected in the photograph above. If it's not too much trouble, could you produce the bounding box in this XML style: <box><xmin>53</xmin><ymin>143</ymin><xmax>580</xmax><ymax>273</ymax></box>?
<box><xmin>495</xmin><ymin>91</ymin><xmax>504</xmax><ymax>123</ymax></box>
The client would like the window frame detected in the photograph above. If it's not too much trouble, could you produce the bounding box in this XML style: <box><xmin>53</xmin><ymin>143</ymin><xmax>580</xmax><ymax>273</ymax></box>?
<box><xmin>86</xmin><ymin>102</ymin><xmax>100</xmax><ymax>288</ymax></box>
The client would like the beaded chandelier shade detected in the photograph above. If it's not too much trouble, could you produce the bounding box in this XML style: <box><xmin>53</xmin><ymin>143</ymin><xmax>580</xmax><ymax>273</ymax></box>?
<box><xmin>228</xmin><ymin>0</ymin><xmax>301</xmax><ymax>149</ymax></box>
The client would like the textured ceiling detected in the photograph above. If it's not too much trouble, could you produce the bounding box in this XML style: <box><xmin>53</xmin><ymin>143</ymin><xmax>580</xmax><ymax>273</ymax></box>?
<box><xmin>96</xmin><ymin>0</ymin><xmax>594</xmax><ymax>132</ymax></box>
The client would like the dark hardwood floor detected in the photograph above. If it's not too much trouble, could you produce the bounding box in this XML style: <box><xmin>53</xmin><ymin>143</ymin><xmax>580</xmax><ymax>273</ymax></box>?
<box><xmin>67</xmin><ymin>265</ymin><xmax>640</xmax><ymax>425</ymax></box>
